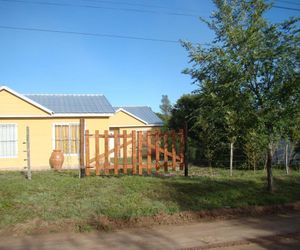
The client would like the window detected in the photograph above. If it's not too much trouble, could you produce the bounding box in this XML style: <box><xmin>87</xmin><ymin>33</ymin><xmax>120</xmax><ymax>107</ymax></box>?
<box><xmin>53</xmin><ymin>123</ymin><xmax>80</xmax><ymax>155</ymax></box>
<box><xmin>0</xmin><ymin>124</ymin><xmax>18</xmax><ymax>158</ymax></box>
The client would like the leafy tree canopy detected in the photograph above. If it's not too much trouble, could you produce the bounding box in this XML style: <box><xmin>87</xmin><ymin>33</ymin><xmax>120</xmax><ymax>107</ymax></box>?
<box><xmin>181</xmin><ymin>0</ymin><xmax>300</xmax><ymax>191</ymax></box>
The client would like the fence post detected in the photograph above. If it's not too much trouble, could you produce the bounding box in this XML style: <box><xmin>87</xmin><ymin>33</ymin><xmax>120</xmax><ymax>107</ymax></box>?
<box><xmin>26</xmin><ymin>126</ymin><xmax>31</xmax><ymax>180</ymax></box>
<box><xmin>155</xmin><ymin>130</ymin><xmax>160</xmax><ymax>171</ymax></box>
<box><xmin>123</xmin><ymin>130</ymin><xmax>128</xmax><ymax>174</ymax></box>
<box><xmin>79</xmin><ymin>118</ymin><xmax>85</xmax><ymax>178</ymax></box>
<box><xmin>164</xmin><ymin>132</ymin><xmax>168</xmax><ymax>172</ymax></box>
<box><xmin>104</xmin><ymin>130</ymin><xmax>109</xmax><ymax>175</ymax></box>
<box><xmin>147</xmin><ymin>131</ymin><xmax>152</xmax><ymax>175</ymax></box>
<box><xmin>85</xmin><ymin>130</ymin><xmax>90</xmax><ymax>176</ymax></box>
<box><xmin>95</xmin><ymin>130</ymin><xmax>100</xmax><ymax>176</ymax></box>
<box><xmin>114</xmin><ymin>130</ymin><xmax>119</xmax><ymax>175</ymax></box>
<box><xmin>132</xmin><ymin>130</ymin><xmax>137</xmax><ymax>175</ymax></box>
<box><xmin>184</xmin><ymin>122</ymin><xmax>188</xmax><ymax>177</ymax></box>
<box><xmin>230</xmin><ymin>142</ymin><xmax>233</xmax><ymax>177</ymax></box>
<box><xmin>138</xmin><ymin>131</ymin><xmax>143</xmax><ymax>175</ymax></box>
<box><xmin>172</xmin><ymin>130</ymin><xmax>176</xmax><ymax>171</ymax></box>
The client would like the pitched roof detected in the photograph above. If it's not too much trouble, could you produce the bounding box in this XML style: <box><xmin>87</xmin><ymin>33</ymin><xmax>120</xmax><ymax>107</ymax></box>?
<box><xmin>114</xmin><ymin>106</ymin><xmax>163</xmax><ymax>125</ymax></box>
<box><xmin>25</xmin><ymin>94</ymin><xmax>115</xmax><ymax>114</ymax></box>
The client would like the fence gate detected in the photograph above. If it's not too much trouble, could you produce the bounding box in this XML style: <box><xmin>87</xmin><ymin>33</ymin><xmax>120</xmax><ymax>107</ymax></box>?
<box><xmin>84</xmin><ymin>129</ymin><xmax>186</xmax><ymax>176</ymax></box>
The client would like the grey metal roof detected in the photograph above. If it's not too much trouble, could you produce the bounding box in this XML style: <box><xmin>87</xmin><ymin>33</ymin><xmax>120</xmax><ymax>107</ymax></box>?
<box><xmin>25</xmin><ymin>94</ymin><xmax>115</xmax><ymax>114</ymax></box>
<box><xmin>115</xmin><ymin>106</ymin><xmax>163</xmax><ymax>125</ymax></box>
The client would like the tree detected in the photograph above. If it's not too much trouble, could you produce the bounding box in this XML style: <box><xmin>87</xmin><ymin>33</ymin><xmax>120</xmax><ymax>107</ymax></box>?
<box><xmin>182</xmin><ymin>0</ymin><xmax>300</xmax><ymax>191</ymax></box>
<box><xmin>159</xmin><ymin>95</ymin><xmax>172</xmax><ymax>122</ymax></box>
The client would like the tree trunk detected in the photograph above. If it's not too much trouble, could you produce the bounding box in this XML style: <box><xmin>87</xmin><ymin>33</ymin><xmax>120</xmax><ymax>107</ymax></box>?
<box><xmin>230</xmin><ymin>142</ymin><xmax>233</xmax><ymax>177</ymax></box>
<box><xmin>267</xmin><ymin>143</ymin><xmax>273</xmax><ymax>192</ymax></box>
<box><xmin>264</xmin><ymin>153</ymin><xmax>268</xmax><ymax>172</ymax></box>
<box><xmin>253</xmin><ymin>155</ymin><xmax>256</xmax><ymax>174</ymax></box>
<box><xmin>285</xmin><ymin>143</ymin><xmax>289</xmax><ymax>175</ymax></box>
<box><xmin>209</xmin><ymin>160</ymin><xmax>213</xmax><ymax>175</ymax></box>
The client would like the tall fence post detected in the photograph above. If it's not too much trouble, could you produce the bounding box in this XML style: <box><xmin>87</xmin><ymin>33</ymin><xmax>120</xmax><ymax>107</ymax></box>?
<box><xmin>230</xmin><ymin>142</ymin><xmax>233</xmax><ymax>177</ymax></box>
<box><xmin>104</xmin><ymin>130</ymin><xmax>109</xmax><ymax>175</ymax></box>
<box><xmin>95</xmin><ymin>130</ymin><xmax>100</xmax><ymax>176</ymax></box>
<box><xmin>172</xmin><ymin>130</ymin><xmax>176</xmax><ymax>171</ymax></box>
<box><xmin>184</xmin><ymin>121</ymin><xmax>188</xmax><ymax>177</ymax></box>
<box><xmin>132</xmin><ymin>130</ymin><xmax>137</xmax><ymax>175</ymax></box>
<box><xmin>123</xmin><ymin>130</ymin><xmax>128</xmax><ymax>174</ymax></box>
<box><xmin>147</xmin><ymin>131</ymin><xmax>152</xmax><ymax>175</ymax></box>
<box><xmin>164</xmin><ymin>132</ymin><xmax>168</xmax><ymax>172</ymax></box>
<box><xmin>85</xmin><ymin>130</ymin><xmax>90</xmax><ymax>176</ymax></box>
<box><xmin>114</xmin><ymin>129</ymin><xmax>119</xmax><ymax>175</ymax></box>
<box><xmin>26</xmin><ymin>126</ymin><xmax>31</xmax><ymax>180</ymax></box>
<box><xmin>155</xmin><ymin>130</ymin><xmax>160</xmax><ymax>172</ymax></box>
<box><xmin>79</xmin><ymin>118</ymin><xmax>85</xmax><ymax>178</ymax></box>
<box><xmin>138</xmin><ymin>131</ymin><xmax>143</xmax><ymax>175</ymax></box>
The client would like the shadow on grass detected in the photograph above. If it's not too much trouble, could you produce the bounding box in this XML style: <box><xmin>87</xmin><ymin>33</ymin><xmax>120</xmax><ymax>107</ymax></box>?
<box><xmin>154</xmin><ymin>175</ymin><xmax>300</xmax><ymax>211</ymax></box>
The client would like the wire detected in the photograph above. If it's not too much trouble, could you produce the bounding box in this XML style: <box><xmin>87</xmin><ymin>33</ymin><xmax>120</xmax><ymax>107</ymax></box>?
<box><xmin>0</xmin><ymin>24</ymin><xmax>182</xmax><ymax>44</ymax></box>
<box><xmin>82</xmin><ymin>0</ymin><xmax>199</xmax><ymax>13</ymax></box>
<box><xmin>275</xmin><ymin>0</ymin><xmax>300</xmax><ymax>6</ymax></box>
<box><xmin>273</xmin><ymin>5</ymin><xmax>300</xmax><ymax>11</ymax></box>
<box><xmin>0</xmin><ymin>0</ymin><xmax>199</xmax><ymax>18</ymax></box>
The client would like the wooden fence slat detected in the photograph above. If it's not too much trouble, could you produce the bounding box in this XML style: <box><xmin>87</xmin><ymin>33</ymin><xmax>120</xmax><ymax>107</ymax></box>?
<box><xmin>147</xmin><ymin>131</ymin><xmax>151</xmax><ymax>175</ymax></box>
<box><xmin>138</xmin><ymin>131</ymin><xmax>143</xmax><ymax>176</ymax></box>
<box><xmin>155</xmin><ymin>130</ymin><xmax>160</xmax><ymax>171</ymax></box>
<box><xmin>104</xmin><ymin>130</ymin><xmax>109</xmax><ymax>175</ymax></box>
<box><xmin>89</xmin><ymin>139</ymin><xmax>133</xmax><ymax>163</ymax></box>
<box><xmin>85</xmin><ymin>130</ymin><xmax>90</xmax><ymax>176</ymax></box>
<box><xmin>123</xmin><ymin>130</ymin><xmax>128</xmax><ymax>174</ymax></box>
<box><xmin>132</xmin><ymin>130</ymin><xmax>137</xmax><ymax>175</ymax></box>
<box><xmin>114</xmin><ymin>130</ymin><xmax>119</xmax><ymax>175</ymax></box>
<box><xmin>95</xmin><ymin>130</ymin><xmax>100</xmax><ymax>176</ymax></box>
<box><xmin>172</xmin><ymin>130</ymin><xmax>176</xmax><ymax>171</ymax></box>
<box><xmin>164</xmin><ymin>132</ymin><xmax>168</xmax><ymax>172</ymax></box>
<box><xmin>84</xmin><ymin>129</ymin><xmax>185</xmax><ymax>176</ymax></box>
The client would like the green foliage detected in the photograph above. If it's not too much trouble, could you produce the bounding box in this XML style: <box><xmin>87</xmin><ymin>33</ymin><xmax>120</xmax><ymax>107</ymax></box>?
<box><xmin>243</xmin><ymin>129</ymin><xmax>268</xmax><ymax>170</ymax></box>
<box><xmin>178</xmin><ymin>0</ymin><xmax>300</xmax><ymax>182</ymax></box>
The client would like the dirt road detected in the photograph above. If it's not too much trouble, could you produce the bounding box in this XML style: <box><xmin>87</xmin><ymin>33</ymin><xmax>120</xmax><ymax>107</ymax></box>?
<box><xmin>1</xmin><ymin>212</ymin><xmax>300</xmax><ymax>250</ymax></box>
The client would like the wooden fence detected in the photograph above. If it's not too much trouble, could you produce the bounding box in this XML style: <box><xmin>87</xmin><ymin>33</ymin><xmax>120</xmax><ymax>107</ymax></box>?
<box><xmin>84</xmin><ymin>129</ymin><xmax>186</xmax><ymax>176</ymax></box>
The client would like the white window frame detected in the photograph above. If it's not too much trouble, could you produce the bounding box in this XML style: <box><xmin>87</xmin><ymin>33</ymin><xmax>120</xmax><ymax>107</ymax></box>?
<box><xmin>0</xmin><ymin>123</ymin><xmax>18</xmax><ymax>159</ymax></box>
<box><xmin>52</xmin><ymin>122</ymin><xmax>80</xmax><ymax>156</ymax></box>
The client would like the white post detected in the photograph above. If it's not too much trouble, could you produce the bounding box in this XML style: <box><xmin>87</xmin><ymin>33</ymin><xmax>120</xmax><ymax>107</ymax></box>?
<box><xmin>230</xmin><ymin>142</ymin><xmax>233</xmax><ymax>177</ymax></box>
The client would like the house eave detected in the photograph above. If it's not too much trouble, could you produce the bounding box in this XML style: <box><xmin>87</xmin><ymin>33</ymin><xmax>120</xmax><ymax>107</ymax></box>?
<box><xmin>109</xmin><ymin>124</ymin><xmax>163</xmax><ymax>128</ymax></box>
<box><xmin>0</xmin><ymin>113</ymin><xmax>114</xmax><ymax>118</ymax></box>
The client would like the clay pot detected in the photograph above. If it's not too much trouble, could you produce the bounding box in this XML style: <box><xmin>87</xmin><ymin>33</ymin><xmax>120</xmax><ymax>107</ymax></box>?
<box><xmin>49</xmin><ymin>150</ymin><xmax>64</xmax><ymax>170</ymax></box>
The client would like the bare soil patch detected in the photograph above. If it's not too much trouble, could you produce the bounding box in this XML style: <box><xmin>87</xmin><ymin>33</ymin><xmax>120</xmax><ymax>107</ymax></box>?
<box><xmin>2</xmin><ymin>202</ymin><xmax>300</xmax><ymax>236</ymax></box>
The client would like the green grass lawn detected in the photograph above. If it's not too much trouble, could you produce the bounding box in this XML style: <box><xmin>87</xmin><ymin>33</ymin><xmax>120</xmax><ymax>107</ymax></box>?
<box><xmin>1</xmin><ymin>167</ymin><xmax>300</xmax><ymax>234</ymax></box>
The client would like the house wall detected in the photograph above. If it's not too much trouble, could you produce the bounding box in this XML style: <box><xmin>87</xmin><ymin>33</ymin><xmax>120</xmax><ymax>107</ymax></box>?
<box><xmin>0</xmin><ymin>89</ymin><xmax>160</xmax><ymax>170</ymax></box>
<box><xmin>108</xmin><ymin>110</ymin><xmax>146</xmax><ymax>127</ymax></box>
<box><xmin>0</xmin><ymin>118</ymin><xmax>110</xmax><ymax>170</ymax></box>
<box><xmin>0</xmin><ymin>90</ymin><xmax>49</xmax><ymax>116</ymax></box>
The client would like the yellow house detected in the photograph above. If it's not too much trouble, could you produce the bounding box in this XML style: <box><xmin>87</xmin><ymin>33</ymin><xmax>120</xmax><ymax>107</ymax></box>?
<box><xmin>0</xmin><ymin>86</ymin><xmax>163</xmax><ymax>170</ymax></box>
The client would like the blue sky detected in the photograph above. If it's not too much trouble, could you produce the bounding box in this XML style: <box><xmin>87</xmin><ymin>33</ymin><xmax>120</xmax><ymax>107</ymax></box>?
<box><xmin>0</xmin><ymin>0</ymin><xmax>299</xmax><ymax>111</ymax></box>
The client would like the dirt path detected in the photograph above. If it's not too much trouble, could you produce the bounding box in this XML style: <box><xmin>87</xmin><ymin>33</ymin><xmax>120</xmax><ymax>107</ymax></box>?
<box><xmin>1</xmin><ymin>212</ymin><xmax>300</xmax><ymax>250</ymax></box>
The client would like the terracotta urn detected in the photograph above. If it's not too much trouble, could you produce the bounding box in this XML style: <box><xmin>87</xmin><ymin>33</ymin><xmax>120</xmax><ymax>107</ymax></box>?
<box><xmin>49</xmin><ymin>150</ymin><xmax>64</xmax><ymax>170</ymax></box>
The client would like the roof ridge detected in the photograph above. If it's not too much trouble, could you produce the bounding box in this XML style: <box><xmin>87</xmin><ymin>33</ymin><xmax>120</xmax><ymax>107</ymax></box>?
<box><xmin>116</xmin><ymin>106</ymin><xmax>151</xmax><ymax>108</ymax></box>
<box><xmin>25</xmin><ymin>93</ymin><xmax>104</xmax><ymax>96</ymax></box>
